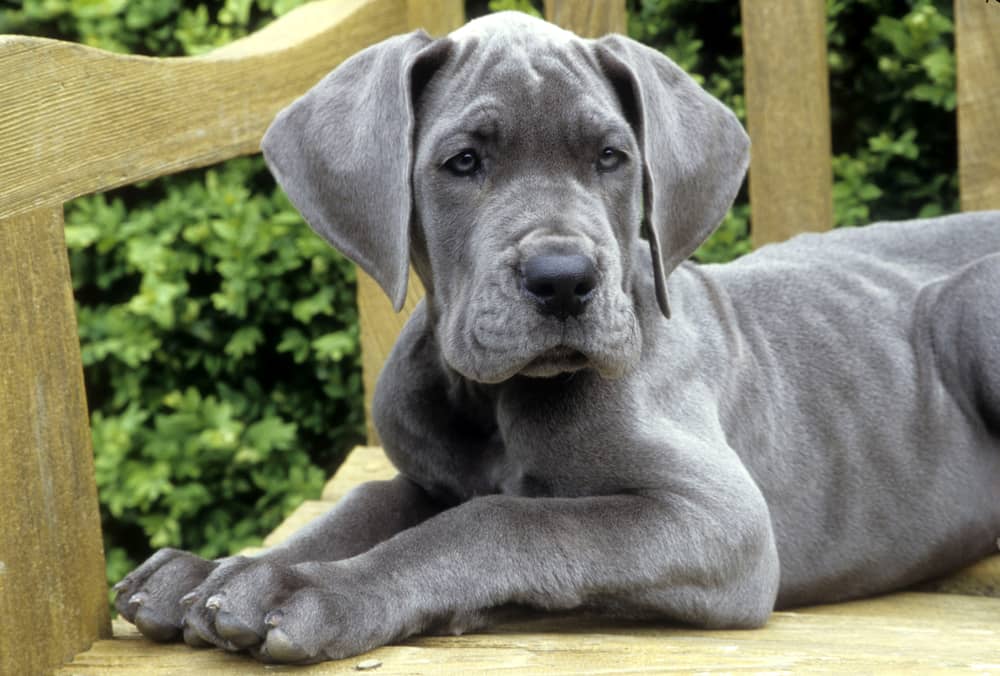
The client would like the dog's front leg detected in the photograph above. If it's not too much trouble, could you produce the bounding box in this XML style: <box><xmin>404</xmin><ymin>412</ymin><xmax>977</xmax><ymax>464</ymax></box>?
<box><xmin>267</xmin><ymin>474</ymin><xmax>445</xmax><ymax>562</ymax></box>
<box><xmin>242</xmin><ymin>485</ymin><xmax>779</xmax><ymax>663</ymax></box>
<box><xmin>114</xmin><ymin>474</ymin><xmax>443</xmax><ymax>648</ymax></box>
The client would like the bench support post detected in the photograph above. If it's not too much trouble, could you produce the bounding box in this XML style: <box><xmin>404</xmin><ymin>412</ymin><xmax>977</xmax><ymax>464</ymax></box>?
<box><xmin>0</xmin><ymin>206</ymin><xmax>110</xmax><ymax>674</ymax></box>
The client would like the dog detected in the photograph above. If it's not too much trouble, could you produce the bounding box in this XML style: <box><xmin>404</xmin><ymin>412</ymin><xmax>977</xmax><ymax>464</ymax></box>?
<box><xmin>112</xmin><ymin>11</ymin><xmax>1000</xmax><ymax>664</ymax></box>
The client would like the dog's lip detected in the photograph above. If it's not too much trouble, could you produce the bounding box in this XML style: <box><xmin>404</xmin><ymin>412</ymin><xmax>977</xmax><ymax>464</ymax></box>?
<box><xmin>519</xmin><ymin>345</ymin><xmax>590</xmax><ymax>377</ymax></box>
<box><xmin>541</xmin><ymin>345</ymin><xmax>585</xmax><ymax>360</ymax></box>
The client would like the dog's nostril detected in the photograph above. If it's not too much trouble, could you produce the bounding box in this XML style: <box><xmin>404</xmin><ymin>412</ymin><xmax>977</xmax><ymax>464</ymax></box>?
<box><xmin>521</xmin><ymin>254</ymin><xmax>599</xmax><ymax>319</ymax></box>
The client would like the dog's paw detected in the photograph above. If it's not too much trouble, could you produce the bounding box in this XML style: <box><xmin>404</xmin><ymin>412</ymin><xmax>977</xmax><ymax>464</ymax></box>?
<box><xmin>248</xmin><ymin>584</ymin><xmax>393</xmax><ymax>664</ymax></box>
<box><xmin>176</xmin><ymin>558</ymin><xmax>313</xmax><ymax>653</ymax></box>
<box><xmin>113</xmin><ymin>548</ymin><xmax>224</xmax><ymax>643</ymax></box>
<box><xmin>184</xmin><ymin>560</ymin><xmax>400</xmax><ymax>663</ymax></box>
<box><xmin>118</xmin><ymin>554</ymin><xmax>404</xmax><ymax>662</ymax></box>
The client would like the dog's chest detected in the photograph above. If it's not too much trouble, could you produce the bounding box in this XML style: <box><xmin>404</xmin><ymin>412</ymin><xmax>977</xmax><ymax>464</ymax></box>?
<box><xmin>480</xmin><ymin>441</ymin><xmax>596</xmax><ymax>499</ymax></box>
<box><xmin>476</xmin><ymin>374</ymin><xmax>623</xmax><ymax>498</ymax></box>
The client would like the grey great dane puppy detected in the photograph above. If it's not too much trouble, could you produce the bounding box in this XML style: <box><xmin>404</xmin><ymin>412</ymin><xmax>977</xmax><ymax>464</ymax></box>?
<box><xmin>113</xmin><ymin>11</ymin><xmax>1000</xmax><ymax>664</ymax></box>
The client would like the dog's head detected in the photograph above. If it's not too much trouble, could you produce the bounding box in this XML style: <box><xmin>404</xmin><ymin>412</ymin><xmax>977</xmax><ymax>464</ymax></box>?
<box><xmin>263</xmin><ymin>12</ymin><xmax>748</xmax><ymax>384</ymax></box>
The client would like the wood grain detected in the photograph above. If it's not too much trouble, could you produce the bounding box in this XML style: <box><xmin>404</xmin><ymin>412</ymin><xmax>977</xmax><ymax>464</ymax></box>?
<box><xmin>741</xmin><ymin>0</ymin><xmax>833</xmax><ymax>246</ymax></box>
<box><xmin>407</xmin><ymin>0</ymin><xmax>465</xmax><ymax>36</ymax></box>
<box><xmin>955</xmin><ymin>0</ymin><xmax>1000</xmax><ymax>212</ymax></box>
<box><xmin>61</xmin><ymin>592</ymin><xmax>1000</xmax><ymax>673</ymax></box>
<box><xmin>544</xmin><ymin>0</ymin><xmax>627</xmax><ymax>37</ymax></box>
<box><xmin>0</xmin><ymin>0</ymin><xmax>410</xmax><ymax>221</ymax></box>
<box><xmin>920</xmin><ymin>552</ymin><xmax>1000</xmax><ymax>597</ymax></box>
<box><xmin>321</xmin><ymin>445</ymin><xmax>397</xmax><ymax>501</ymax></box>
<box><xmin>262</xmin><ymin>501</ymin><xmax>336</xmax><ymax>548</ymax></box>
<box><xmin>0</xmin><ymin>207</ymin><xmax>110</xmax><ymax>676</ymax></box>
<box><xmin>357</xmin><ymin>269</ymin><xmax>426</xmax><ymax>445</ymax></box>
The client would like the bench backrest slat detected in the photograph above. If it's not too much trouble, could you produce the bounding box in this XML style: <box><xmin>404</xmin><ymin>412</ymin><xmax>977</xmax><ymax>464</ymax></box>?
<box><xmin>544</xmin><ymin>0</ymin><xmax>627</xmax><ymax>35</ymax></box>
<box><xmin>740</xmin><ymin>0</ymin><xmax>833</xmax><ymax>246</ymax></box>
<box><xmin>955</xmin><ymin>1</ymin><xmax>1000</xmax><ymax>212</ymax></box>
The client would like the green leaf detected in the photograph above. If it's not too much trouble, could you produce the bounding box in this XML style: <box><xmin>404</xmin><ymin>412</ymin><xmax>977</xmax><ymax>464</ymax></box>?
<box><xmin>312</xmin><ymin>331</ymin><xmax>357</xmax><ymax>362</ymax></box>
<box><xmin>65</xmin><ymin>224</ymin><xmax>100</xmax><ymax>249</ymax></box>
<box><xmin>244</xmin><ymin>416</ymin><xmax>297</xmax><ymax>453</ymax></box>
<box><xmin>224</xmin><ymin>326</ymin><xmax>264</xmax><ymax>358</ymax></box>
<box><xmin>71</xmin><ymin>0</ymin><xmax>127</xmax><ymax>20</ymax></box>
<box><xmin>291</xmin><ymin>287</ymin><xmax>335</xmax><ymax>323</ymax></box>
<box><xmin>486</xmin><ymin>0</ymin><xmax>541</xmax><ymax>18</ymax></box>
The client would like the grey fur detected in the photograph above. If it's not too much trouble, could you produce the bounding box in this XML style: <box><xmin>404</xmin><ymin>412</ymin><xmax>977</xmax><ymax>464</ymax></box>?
<box><xmin>115</xmin><ymin>12</ymin><xmax>1000</xmax><ymax>664</ymax></box>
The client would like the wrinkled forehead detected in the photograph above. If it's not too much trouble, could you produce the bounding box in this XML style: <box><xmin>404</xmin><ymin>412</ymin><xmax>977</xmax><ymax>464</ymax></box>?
<box><xmin>419</xmin><ymin>15</ymin><xmax>624</xmax><ymax>141</ymax></box>
<box><xmin>445</xmin><ymin>12</ymin><xmax>600</xmax><ymax>92</ymax></box>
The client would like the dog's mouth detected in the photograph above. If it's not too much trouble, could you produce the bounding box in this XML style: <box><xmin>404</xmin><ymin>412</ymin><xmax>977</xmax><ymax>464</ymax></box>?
<box><xmin>518</xmin><ymin>345</ymin><xmax>590</xmax><ymax>378</ymax></box>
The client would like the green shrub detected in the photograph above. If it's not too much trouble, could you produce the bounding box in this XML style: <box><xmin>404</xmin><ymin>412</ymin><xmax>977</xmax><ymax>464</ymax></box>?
<box><xmin>827</xmin><ymin>0</ymin><xmax>957</xmax><ymax>225</ymax></box>
<box><xmin>67</xmin><ymin>158</ymin><xmax>365</xmax><ymax>584</ymax></box>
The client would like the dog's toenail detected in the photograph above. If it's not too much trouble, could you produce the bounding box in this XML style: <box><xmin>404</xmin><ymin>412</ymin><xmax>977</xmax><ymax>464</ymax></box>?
<box><xmin>205</xmin><ymin>595</ymin><xmax>223</xmax><ymax>610</ymax></box>
<box><xmin>180</xmin><ymin>591</ymin><xmax>199</xmax><ymax>607</ymax></box>
<box><xmin>129</xmin><ymin>592</ymin><xmax>148</xmax><ymax>607</ymax></box>
<box><xmin>265</xmin><ymin>610</ymin><xmax>284</xmax><ymax>627</ymax></box>
<box><xmin>112</xmin><ymin>579</ymin><xmax>128</xmax><ymax>592</ymax></box>
<box><xmin>263</xmin><ymin>627</ymin><xmax>308</xmax><ymax>663</ymax></box>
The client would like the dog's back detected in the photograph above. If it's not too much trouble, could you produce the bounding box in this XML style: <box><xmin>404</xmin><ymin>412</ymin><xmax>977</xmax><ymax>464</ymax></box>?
<box><xmin>740</xmin><ymin>210</ymin><xmax>1000</xmax><ymax>277</ymax></box>
<box><xmin>688</xmin><ymin>211</ymin><xmax>1000</xmax><ymax>605</ymax></box>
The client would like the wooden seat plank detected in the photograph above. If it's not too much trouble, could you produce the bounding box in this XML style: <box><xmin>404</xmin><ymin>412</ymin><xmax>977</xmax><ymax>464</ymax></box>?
<box><xmin>60</xmin><ymin>592</ymin><xmax>1000</xmax><ymax>674</ymax></box>
<box><xmin>321</xmin><ymin>445</ymin><xmax>398</xmax><ymax>501</ymax></box>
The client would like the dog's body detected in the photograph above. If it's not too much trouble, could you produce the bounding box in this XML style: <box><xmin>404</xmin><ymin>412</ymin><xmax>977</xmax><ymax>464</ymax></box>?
<box><xmin>114</xmin><ymin>12</ymin><xmax>1000</xmax><ymax>663</ymax></box>
<box><xmin>380</xmin><ymin>214</ymin><xmax>1000</xmax><ymax>612</ymax></box>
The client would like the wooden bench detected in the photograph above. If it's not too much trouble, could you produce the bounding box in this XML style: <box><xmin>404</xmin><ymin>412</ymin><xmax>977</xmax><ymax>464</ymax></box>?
<box><xmin>1</xmin><ymin>1</ymin><xmax>998</xmax><ymax>673</ymax></box>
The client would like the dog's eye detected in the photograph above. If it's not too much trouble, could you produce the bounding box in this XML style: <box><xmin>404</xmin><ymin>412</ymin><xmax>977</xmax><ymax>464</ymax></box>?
<box><xmin>444</xmin><ymin>150</ymin><xmax>481</xmax><ymax>177</ymax></box>
<box><xmin>597</xmin><ymin>147</ymin><xmax>624</xmax><ymax>172</ymax></box>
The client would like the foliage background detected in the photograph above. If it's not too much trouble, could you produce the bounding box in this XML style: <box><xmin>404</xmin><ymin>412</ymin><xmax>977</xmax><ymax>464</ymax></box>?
<box><xmin>1</xmin><ymin>0</ymin><xmax>959</xmax><ymax>588</ymax></box>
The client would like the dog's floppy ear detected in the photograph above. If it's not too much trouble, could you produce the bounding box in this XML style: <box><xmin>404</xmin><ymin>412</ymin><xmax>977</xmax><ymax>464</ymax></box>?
<box><xmin>594</xmin><ymin>36</ymin><xmax>749</xmax><ymax>318</ymax></box>
<box><xmin>262</xmin><ymin>31</ymin><xmax>450</xmax><ymax>311</ymax></box>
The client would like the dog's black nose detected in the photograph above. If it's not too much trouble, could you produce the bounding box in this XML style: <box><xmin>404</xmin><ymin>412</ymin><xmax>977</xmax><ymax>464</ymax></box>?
<box><xmin>521</xmin><ymin>254</ymin><xmax>598</xmax><ymax>319</ymax></box>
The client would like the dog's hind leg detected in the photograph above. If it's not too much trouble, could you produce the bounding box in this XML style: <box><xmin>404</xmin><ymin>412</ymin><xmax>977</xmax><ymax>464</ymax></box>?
<box><xmin>926</xmin><ymin>252</ymin><xmax>1000</xmax><ymax>433</ymax></box>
